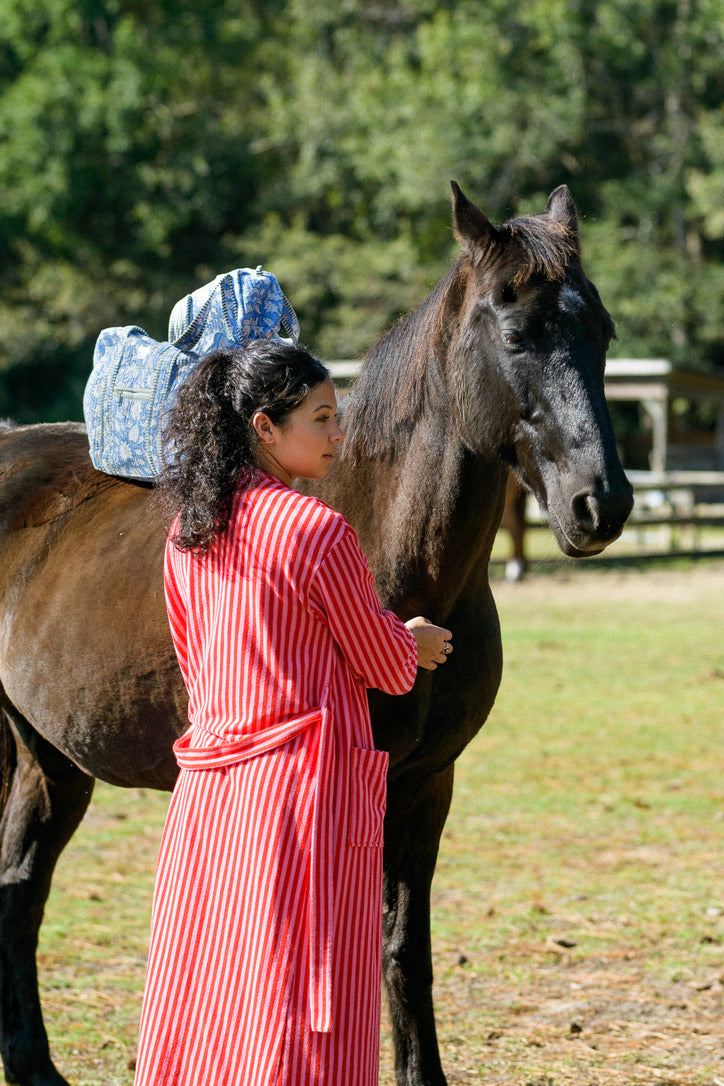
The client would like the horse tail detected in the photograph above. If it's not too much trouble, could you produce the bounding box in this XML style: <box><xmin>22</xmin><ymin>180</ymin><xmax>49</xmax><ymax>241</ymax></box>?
<box><xmin>0</xmin><ymin>701</ymin><xmax>16</xmax><ymax>819</ymax></box>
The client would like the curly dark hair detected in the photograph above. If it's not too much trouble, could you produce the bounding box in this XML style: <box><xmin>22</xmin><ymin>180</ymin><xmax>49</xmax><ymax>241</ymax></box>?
<box><xmin>157</xmin><ymin>339</ymin><xmax>329</xmax><ymax>552</ymax></box>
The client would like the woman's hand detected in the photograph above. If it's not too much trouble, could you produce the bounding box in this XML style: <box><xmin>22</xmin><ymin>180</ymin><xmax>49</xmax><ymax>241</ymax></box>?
<box><xmin>405</xmin><ymin>616</ymin><xmax>453</xmax><ymax>671</ymax></box>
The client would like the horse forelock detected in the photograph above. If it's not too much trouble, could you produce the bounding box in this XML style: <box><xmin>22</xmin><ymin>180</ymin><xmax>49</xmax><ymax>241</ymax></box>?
<box><xmin>480</xmin><ymin>215</ymin><xmax>578</xmax><ymax>287</ymax></box>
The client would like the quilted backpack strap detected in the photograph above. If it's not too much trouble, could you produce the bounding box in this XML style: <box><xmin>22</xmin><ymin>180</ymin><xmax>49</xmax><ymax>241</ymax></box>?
<box><xmin>279</xmin><ymin>288</ymin><xmax>300</xmax><ymax>343</ymax></box>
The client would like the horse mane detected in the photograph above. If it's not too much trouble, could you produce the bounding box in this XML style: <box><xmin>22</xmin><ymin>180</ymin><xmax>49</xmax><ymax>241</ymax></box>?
<box><xmin>340</xmin><ymin>267</ymin><xmax>459</xmax><ymax>464</ymax></box>
<box><xmin>341</xmin><ymin>210</ymin><xmax>577</xmax><ymax>463</ymax></box>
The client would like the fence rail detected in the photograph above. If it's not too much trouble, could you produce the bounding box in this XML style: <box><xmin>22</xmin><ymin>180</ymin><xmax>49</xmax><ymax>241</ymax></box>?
<box><xmin>524</xmin><ymin>472</ymin><xmax>724</xmax><ymax>555</ymax></box>
<box><xmin>622</xmin><ymin>472</ymin><xmax>724</xmax><ymax>551</ymax></box>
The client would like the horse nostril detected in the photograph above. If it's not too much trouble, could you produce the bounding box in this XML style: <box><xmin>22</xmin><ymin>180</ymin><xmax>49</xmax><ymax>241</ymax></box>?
<box><xmin>570</xmin><ymin>489</ymin><xmax>599</xmax><ymax>531</ymax></box>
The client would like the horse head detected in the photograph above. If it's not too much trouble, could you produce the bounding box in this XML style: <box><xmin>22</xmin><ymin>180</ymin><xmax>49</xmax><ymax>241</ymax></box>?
<box><xmin>447</xmin><ymin>181</ymin><xmax>633</xmax><ymax>556</ymax></box>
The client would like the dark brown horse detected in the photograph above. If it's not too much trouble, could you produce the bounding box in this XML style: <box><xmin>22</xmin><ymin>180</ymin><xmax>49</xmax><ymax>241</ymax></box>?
<box><xmin>0</xmin><ymin>183</ymin><xmax>632</xmax><ymax>1086</ymax></box>
<box><xmin>500</xmin><ymin>470</ymin><xmax>529</xmax><ymax>581</ymax></box>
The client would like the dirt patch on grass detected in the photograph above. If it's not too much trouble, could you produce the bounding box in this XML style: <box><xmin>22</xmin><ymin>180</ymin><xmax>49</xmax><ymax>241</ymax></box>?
<box><xmin>380</xmin><ymin>889</ymin><xmax>724</xmax><ymax>1085</ymax></box>
<box><xmin>421</xmin><ymin>934</ymin><xmax>724</xmax><ymax>1086</ymax></box>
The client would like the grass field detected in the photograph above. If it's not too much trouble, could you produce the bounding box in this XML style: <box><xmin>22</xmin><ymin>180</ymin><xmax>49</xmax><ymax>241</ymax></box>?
<box><xmin>31</xmin><ymin>556</ymin><xmax>724</xmax><ymax>1086</ymax></box>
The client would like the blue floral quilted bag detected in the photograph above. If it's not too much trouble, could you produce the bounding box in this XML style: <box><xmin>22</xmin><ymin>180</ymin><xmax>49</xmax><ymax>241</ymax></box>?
<box><xmin>84</xmin><ymin>267</ymin><xmax>299</xmax><ymax>480</ymax></box>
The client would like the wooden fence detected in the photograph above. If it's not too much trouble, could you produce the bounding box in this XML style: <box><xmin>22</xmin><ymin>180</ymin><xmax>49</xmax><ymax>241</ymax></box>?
<box><xmin>520</xmin><ymin>471</ymin><xmax>724</xmax><ymax>556</ymax></box>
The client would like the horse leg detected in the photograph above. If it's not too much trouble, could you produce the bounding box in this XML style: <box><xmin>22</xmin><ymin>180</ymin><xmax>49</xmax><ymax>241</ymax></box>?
<box><xmin>502</xmin><ymin>473</ymin><xmax>528</xmax><ymax>583</ymax></box>
<box><xmin>0</xmin><ymin>702</ymin><xmax>94</xmax><ymax>1086</ymax></box>
<box><xmin>383</xmin><ymin>764</ymin><xmax>454</xmax><ymax>1086</ymax></box>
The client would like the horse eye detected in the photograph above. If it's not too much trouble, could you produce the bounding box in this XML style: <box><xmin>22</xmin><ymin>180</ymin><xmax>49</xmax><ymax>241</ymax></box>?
<box><xmin>502</xmin><ymin>330</ymin><xmax>523</xmax><ymax>347</ymax></box>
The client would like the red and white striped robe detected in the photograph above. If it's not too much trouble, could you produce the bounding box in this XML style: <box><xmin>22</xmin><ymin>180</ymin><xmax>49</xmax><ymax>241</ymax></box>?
<box><xmin>134</xmin><ymin>472</ymin><xmax>418</xmax><ymax>1086</ymax></box>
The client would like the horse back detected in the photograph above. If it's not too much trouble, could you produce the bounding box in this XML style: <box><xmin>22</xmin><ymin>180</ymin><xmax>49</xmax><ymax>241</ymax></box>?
<box><xmin>0</xmin><ymin>422</ymin><xmax>118</xmax><ymax>534</ymax></box>
<box><xmin>0</xmin><ymin>423</ymin><xmax>185</xmax><ymax>789</ymax></box>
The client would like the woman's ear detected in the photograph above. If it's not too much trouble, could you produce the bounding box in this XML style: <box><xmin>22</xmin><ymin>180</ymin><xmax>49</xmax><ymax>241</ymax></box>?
<box><xmin>251</xmin><ymin>411</ymin><xmax>276</xmax><ymax>445</ymax></box>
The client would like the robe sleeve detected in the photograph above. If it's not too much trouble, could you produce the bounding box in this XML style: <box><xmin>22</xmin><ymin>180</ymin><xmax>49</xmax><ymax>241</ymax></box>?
<box><xmin>163</xmin><ymin>535</ymin><xmax>191</xmax><ymax>690</ymax></box>
<box><xmin>307</xmin><ymin>525</ymin><xmax>418</xmax><ymax>695</ymax></box>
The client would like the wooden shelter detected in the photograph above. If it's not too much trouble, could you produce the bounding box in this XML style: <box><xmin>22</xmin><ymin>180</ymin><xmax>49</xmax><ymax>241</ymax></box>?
<box><xmin>603</xmin><ymin>359</ymin><xmax>724</xmax><ymax>475</ymax></box>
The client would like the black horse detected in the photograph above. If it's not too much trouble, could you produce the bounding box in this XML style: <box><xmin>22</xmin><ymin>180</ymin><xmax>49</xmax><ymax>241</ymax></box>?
<box><xmin>0</xmin><ymin>183</ymin><xmax>632</xmax><ymax>1086</ymax></box>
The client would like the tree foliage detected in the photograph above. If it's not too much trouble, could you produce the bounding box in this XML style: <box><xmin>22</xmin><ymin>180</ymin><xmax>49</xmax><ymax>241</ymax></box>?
<box><xmin>0</xmin><ymin>0</ymin><xmax>721</xmax><ymax>420</ymax></box>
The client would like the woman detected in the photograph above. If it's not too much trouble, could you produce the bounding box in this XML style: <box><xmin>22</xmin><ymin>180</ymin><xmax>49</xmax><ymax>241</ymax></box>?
<box><xmin>134</xmin><ymin>340</ymin><xmax>452</xmax><ymax>1086</ymax></box>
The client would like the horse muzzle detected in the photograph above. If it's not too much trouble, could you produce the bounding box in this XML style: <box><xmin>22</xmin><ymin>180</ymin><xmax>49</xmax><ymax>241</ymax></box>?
<box><xmin>549</xmin><ymin>477</ymin><xmax>635</xmax><ymax>557</ymax></box>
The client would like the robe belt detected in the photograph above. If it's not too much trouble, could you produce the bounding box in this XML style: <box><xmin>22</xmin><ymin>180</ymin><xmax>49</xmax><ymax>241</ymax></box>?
<box><xmin>173</xmin><ymin>705</ymin><xmax>335</xmax><ymax>1033</ymax></box>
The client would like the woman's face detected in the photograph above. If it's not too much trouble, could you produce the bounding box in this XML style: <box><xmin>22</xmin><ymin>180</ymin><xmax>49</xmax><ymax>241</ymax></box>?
<box><xmin>252</xmin><ymin>379</ymin><xmax>344</xmax><ymax>485</ymax></box>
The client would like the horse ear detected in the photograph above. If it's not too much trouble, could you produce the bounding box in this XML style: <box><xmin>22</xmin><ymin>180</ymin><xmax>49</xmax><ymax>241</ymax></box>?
<box><xmin>546</xmin><ymin>185</ymin><xmax>579</xmax><ymax>240</ymax></box>
<box><xmin>451</xmin><ymin>181</ymin><xmax>496</xmax><ymax>255</ymax></box>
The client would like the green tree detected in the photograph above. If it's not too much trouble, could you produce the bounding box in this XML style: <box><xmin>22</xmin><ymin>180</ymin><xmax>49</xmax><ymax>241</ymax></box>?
<box><xmin>240</xmin><ymin>0</ymin><xmax>592</xmax><ymax>355</ymax></box>
<box><xmin>240</xmin><ymin>0</ymin><xmax>724</xmax><ymax>365</ymax></box>
<box><xmin>0</xmin><ymin>0</ymin><xmax>278</xmax><ymax>419</ymax></box>
<box><xmin>572</xmin><ymin>0</ymin><xmax>724</xmax><ymax>365</ymax></box>
<box><xmin>0</xmin><ymin>0</ymin><xmax>721</xmax><ymax>420</ymax></box>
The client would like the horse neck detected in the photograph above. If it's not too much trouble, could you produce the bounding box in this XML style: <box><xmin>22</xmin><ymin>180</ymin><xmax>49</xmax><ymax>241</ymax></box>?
<box><xmin>328</xmin><ymin>382</ymin><xmax>507</xmax><ymax>619</ymax></box>
<box><xmin>377</xmin><ymin>419</ymin><xmax>506</xmax><ymax>616</ymax></box>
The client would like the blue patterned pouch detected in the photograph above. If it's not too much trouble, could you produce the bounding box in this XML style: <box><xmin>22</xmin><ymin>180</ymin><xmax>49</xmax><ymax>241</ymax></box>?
<box><xmin>84</xmin><ymin>268</ymin><xmax>299</xmax><ymax>479</ymax></box>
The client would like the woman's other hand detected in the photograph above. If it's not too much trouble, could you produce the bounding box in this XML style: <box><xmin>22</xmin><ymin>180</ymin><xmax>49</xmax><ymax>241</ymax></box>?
<box><xmin>405</xmin><ymin>617</ymin><xmax>453</xmax><ymax>671</ymax></box>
